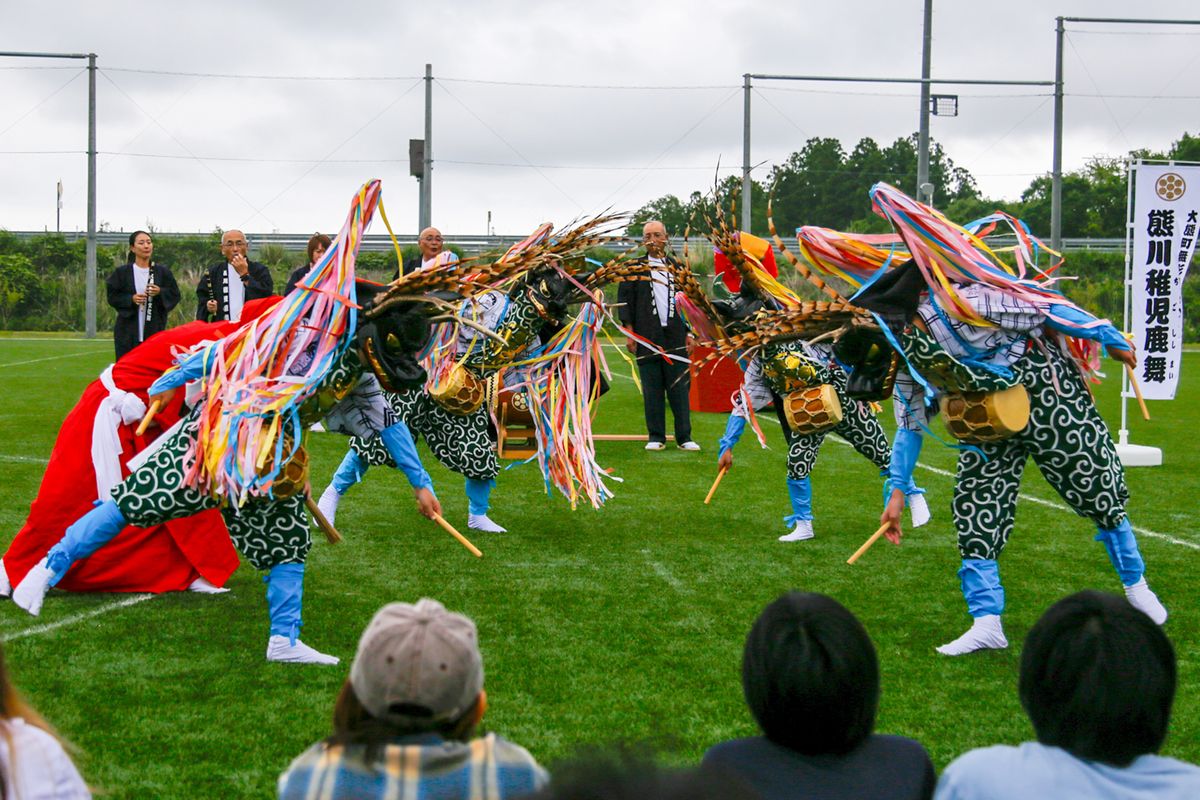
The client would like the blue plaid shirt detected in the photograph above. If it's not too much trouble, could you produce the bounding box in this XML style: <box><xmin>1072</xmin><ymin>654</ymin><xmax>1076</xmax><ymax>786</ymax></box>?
<box><xmin>277</xmin><ymin>732</ymin><xmax>549</xmax><ymax>800</ymax></box>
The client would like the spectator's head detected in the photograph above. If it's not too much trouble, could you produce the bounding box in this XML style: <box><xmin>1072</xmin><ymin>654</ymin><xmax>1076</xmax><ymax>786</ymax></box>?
<box><xmin>331</xmin><ymin>599</ymin><xmax>486</xmax><ymax>754</ymax></box>
<box><xmin>127</xmin><ymin>230</ymin><xmax>153</xmax><ymax>264</ymax></box>
<box><xmin>742</xmin><ymin>591</ymin><xmax>879</xmax><ymax>755</ymax></box>
<box><xmin>220</xmin><ymin>229</ymin><xmax>248</xmax><ymax>261</ymax></box>
<box><xmin>306</xmin><ymin>233</ymin><xmax>332</xmax><ymax>266</ymax></box>
<box><xmin>641</xmin><ymin>221</ymin><xmax>667</xmax><ymax>258</ymax></box>
<box><xmin>1020</xmin><ymin>590</ymin><xmax>1175</xmax><ymax>767</ymax></box>
<box><xmin>418</xmin><ymin>227</ymin><xmax>444</xmax><ymax>260</ymax></box>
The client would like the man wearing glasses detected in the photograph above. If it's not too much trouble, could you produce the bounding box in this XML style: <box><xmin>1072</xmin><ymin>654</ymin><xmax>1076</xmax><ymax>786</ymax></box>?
<box><xmin>396</xmin><ymin>227</ymin><xmax>458</xmax><ymax>278</ymax></box>
<box><xmin>196</xmin><ymin>229</ymin><xmax>274</xmax><ymax>321</ymax></box>
<box><xmin>617</xmin><ymin>220</ymin><xmax>700</xmax><ymax>452</ymax></box>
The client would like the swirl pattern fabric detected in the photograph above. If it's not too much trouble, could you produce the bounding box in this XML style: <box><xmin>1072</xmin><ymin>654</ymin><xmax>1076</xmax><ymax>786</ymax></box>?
<box><xmin>351</xmin><ymin>390</ymin><xmax>498</xmax><ymax>481</ymax></box>
<box><xmin>779</xmin><ymin>366</ymin><xmax>891</xmax><ymax>481</ymax></box>
<box><xmin>112</xmin><ymin>412</ymin><xmax>311</xmax><ymax>571</ymax></box>
<box><xmin>952</xmin><ymin>340</ymin><xmax>1128</xmax><ymax>560</ymax></box>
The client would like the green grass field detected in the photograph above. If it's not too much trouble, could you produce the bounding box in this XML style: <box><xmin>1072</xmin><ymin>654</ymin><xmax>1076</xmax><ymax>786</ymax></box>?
<box><xmin>0</xmin><ymin>336</ymin><xmax>1196</xmax><ymax>798</ymax></box>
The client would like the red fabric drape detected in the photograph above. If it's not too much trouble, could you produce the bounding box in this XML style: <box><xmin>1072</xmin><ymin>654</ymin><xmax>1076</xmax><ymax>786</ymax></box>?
<box><xmin>4</xmin><ymin>297</ymin><xmax>280</xmax><ymax>593</ymax></box>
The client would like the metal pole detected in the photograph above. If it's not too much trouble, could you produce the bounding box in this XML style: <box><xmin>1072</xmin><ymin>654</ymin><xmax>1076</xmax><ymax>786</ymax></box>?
<box><xmin>917</xmin><ymin>0</ymin><xmax>933</xmax><ymax>202</ymax></box>
<box><xmin>1119</xmin><ymin>158</ymin><xmax>1136</xmax><ymax>445</ymax></box>
<box><xmin>742</xmin><ymin>73</ymin><xmax>751</xmax><ymax>232</ymax></box>
<box><xmin>85</xmin><ymin>53</ymin><xmax>97</xmax><ymax>339</ymax></box>
<box><xmin>1051</xmin><ymin>17</ymin><xmax>1065</xmax><ymax>253</ymax></box>
<box><xmin>420</xmin><ymin>63</ymin><xmax>432</xmax><ymax>231</ymax></box>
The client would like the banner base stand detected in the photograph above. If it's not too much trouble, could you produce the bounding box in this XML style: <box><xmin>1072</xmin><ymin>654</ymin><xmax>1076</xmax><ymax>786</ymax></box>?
<box><xmin>1116</xmin><ymin>429</ymin><xmax>1162</xmax><ymax>467</ymax></box>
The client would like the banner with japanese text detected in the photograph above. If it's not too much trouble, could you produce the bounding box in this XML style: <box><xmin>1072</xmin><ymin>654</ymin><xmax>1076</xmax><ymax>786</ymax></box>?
<box><xmin>1131</xmin><ymin>164</ymin><xmax>1200</xmax><ymax>400</ymax></box>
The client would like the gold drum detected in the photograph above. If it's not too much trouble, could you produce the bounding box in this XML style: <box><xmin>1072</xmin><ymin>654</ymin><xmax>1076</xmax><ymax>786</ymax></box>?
<box><xmin>428</xmin><ymin>364</ymin><xmax>487</xmax><ymax>416</ymax></box>
<box><xmin>782</xmin><ymin>384</ymin><xmax>843</xmax><ymax>435</ymax></box>
<box><xmin>939</xmin><ymin>384</ymin><xmax>1030</xmax><ymax>443</ymax></box>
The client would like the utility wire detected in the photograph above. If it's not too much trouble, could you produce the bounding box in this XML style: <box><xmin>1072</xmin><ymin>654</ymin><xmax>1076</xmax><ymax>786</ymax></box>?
<box><xmin>104</xmin><ymin>66</ymin><xmax>422</xmax><ymax>81</ymax></box>
<box><xmin>435</xmin><ymin>79</ymin><xmax>583</xmax><ymax>211</ymax></box>
<box><xmin>0</xmin><ymin>69</ymin><xmax>84</xmax><ymax>140</ymax></box>
<box><xmin>100</xmin><ymin>70</ymin><xmax>279</xmax><ymax>229</ymax></box>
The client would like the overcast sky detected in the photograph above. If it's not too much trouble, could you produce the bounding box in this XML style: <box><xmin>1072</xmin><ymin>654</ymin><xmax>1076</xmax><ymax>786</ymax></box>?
<box><xmin>3</xmin><ymin>0</ymin><xmax>1197</xmax><ymax>238</ymax></box>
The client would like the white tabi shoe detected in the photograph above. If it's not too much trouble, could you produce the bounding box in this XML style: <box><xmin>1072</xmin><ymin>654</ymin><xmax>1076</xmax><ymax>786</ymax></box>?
<box><xmin>1125</xmin><ymin>578</ymin><xmax>1168</xmax><ymax>625</ymax></box>
<box><xmin>778</xmin><ymin>520</ymin><xmax>815</xmax><ymax>542</ymax></box>
<box><xmin>644</xmin><ymin>441</ymin><xmax>666</xmax><ymax>451</ymax></box>
<box><xmin>0</xmin><ymin>559</ymin><xmax>10</xmax><ymax>598</ymax></box>
<box><xmin>12</xmin><ymin>558</ymin><xmax>56</xmax><ymax>617</ymax></box>
<box><xmin>936</xmin><ymin>614</ymin><xmax>1008</xmax><ymax>656</ymax></box>
<box><xmin>468</xmin><ymin>514</ymin><xmax>507</xmax><ymax>533</ymax></box>
<box><xmin>316</xmin><ymin>485</ymin><xmax>341</xmax><ymax>528</ymax></box>
<box><xmin>908</xmin><ymin>493</ymin><xmax>931</xmax><ymax>528</ymax></box>
<box><xmin>266</xmin><ymin>635</ymin><xmax>339</xmax><ymax>665</ymax></box>
<box><xmin>677</xmin><ymin>441</ymin><xmax>701</xmax><ymax>451</ymax></box>
<box><xmin>188</xmin><ymin>577</ymin><xmax>230</xmax><ymax>594</ymax></box>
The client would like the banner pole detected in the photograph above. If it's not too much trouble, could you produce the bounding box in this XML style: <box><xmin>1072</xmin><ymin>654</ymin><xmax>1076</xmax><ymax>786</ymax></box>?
<box><xmin>1119</xmin><ymin>158</ymin><xmax>1135</xmax><ymax>446</ymax></box>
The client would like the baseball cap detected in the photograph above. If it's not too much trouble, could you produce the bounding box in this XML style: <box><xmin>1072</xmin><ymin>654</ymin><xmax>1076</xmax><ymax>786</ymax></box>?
<box><xmin>349</xmin><ymin>599</ymin><xmax>484</xmax><ymax>727</ymax></box>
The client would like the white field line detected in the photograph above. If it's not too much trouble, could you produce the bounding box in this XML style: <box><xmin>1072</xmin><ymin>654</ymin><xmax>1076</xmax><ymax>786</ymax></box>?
<box><xmin>641</xmin><ymin>548</ymin><xmax>686</xmax><ymax>593</ymax></box>
<box><xmin>1</xmin><ymin>593</ymin><xmax>157</xmax><ymax>643</ymax></box>
<box><xmin>0</xmin><ymin>455</ymin><xmax>49</xmax><ymax>464</ymax></box>
<box><xmin>0</xmin><ymin>350</ymin><xmax>107</xmax><ymax>369</ymax></box>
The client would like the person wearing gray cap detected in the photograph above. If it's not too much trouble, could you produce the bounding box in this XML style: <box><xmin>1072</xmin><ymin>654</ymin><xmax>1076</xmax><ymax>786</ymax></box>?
<box><xmin>277</xmin><ymin>598</ymin><xmax>548</xmax><ymax>799</ymax></box>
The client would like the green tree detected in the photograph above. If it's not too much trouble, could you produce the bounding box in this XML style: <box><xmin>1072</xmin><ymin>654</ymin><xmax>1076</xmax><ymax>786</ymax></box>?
<box><xmin>0</xmin><ymin>253</ymin><xmax>44</xmax><ymax>328</ymax></box>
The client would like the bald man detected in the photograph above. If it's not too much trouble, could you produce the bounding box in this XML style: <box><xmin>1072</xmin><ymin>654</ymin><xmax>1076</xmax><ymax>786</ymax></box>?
<box><xmin>196</xmin><ymin>229</ymin><xmax>274</xmax><ymax>321</ymax></box>
<box><xmin>394</xmin><ymin>227</ymin><xmax>459</xmax><ymax>279</ymax></box>
<box><xmin>616</xmin><ymin>220</ymin><xmax>699</xmax><ymax>451</ymax></box>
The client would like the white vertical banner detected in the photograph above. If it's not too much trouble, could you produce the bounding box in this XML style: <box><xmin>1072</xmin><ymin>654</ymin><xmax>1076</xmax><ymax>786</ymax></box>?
<box><xmin>1131</xmin><ymin>164</ymin><xmax>1200</xmax><ymax>400</ymax></box>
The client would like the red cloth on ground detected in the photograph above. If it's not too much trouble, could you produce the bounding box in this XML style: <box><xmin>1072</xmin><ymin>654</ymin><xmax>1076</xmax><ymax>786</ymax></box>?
<box><xmin>4</xmin><ymin>297</ymin><xmax>280</xmax><ymax>593</ymax></box>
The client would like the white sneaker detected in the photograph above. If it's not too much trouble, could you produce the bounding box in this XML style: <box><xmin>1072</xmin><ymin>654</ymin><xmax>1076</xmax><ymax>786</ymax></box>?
<box><xmin>188</xmin><ymin>577</ymin><xmax>230</xmax><ymax>594</ymax></box>
<box><xmin>266</xmin><ymin>635</ymin><xmax>339</xmax><ymax>665</ymax></box>
<box><xmin>677</xmin><ymin>441</ymin><xmax>701</xmax><ymax>451</ymax></box>
<box><xmin>936</xmin><ymin>614</ymin><xmax>1008</xmax><ymax>656</ymax></box>
<box><xmin>317</xmin><ymin>485</ymin><xmax>341</xmax><ymax>527</ymax></box>
<box><xmin>908</xmin><ymin>493</ymin><xmax>931</xmax><ymax>528</ymax></box>
<box><xmin>12</xmin><ymin>558</ymin><xmax>56</xmax><ymax>617</ymax></box>
<box><xmin>778</xmin><ymin>521</ymin><xmax>815</xmax><ymax>542</ymax></box>
<box><xmin>468</xmin><ymin>514</ymin><xmax>507</xmax><ymax>533</ymax></box>
<box><xmin>0</xmin><ymin>559</ymin><xmax>10</xmax><ymax>598</ymax></box>
<box><xmin>644</xmin><ymin>441</ymin><xmax>666</xmax><ymax>451</ymax></box>
<box><xmin>1125</xmin><ymin>578</ymin><xmax>1168</xmax><ymax>625</ymax></box>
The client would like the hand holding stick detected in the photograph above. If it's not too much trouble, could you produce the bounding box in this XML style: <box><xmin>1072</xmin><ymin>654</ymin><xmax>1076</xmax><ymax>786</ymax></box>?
<box><xmin>432</xmin><ymin>513</ymin><xmax>483</xmax><ymax>558</ymax></box>
<box><xmin>134</xmin><ymin>399</ymin><xmax>163</xmax><ymax>437</ymax></box>
<box><xmin>847</xmin><ymin>523</ymin><xmax>890</xmax><ymax>565</ymax></box>
<box><xmin>704</xmin><ymin>466</ymin><xmax>728</xmax><ymax>505</ymax></box>
<box><xmin>305</xmin><ymin>496</ymin><xmax>342</xmax><ymax>544</ymax></box>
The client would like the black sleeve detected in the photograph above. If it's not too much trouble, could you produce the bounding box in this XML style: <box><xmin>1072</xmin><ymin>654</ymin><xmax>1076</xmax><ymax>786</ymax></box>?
<box><xmin>156</xmin><ymin>265</ymin><xmax>181</xmax><ymax>314</ymax></box>
<box><xmin>106</xmin><ymin>267</ymin><xmax>136</xmax><ymax>312</ymax></box>
<box><xmin>196</xmin><ymin>266</ymin><xmax>214</xmax><ymax>320</ymax></box>
<box><xmin>284</xmin><ymin>265</ymin><xmax>307</xmax><ymax>296</ymax></box>
<box><xmin>245</xmin><ymin>262</ymin><xmax>274</xmax><ymax>300</ymax></box>
<box><xmin>616</xmin><ymin>279</ymin><xmax>635</xmax><ymax>328</ymax></box>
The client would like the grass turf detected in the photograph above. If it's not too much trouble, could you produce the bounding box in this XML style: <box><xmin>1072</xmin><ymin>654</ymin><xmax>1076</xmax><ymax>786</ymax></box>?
<box><xmin>0</xmin><ymin>338</ymin><xmax>1196</xmax><ymax>798</ymax></box>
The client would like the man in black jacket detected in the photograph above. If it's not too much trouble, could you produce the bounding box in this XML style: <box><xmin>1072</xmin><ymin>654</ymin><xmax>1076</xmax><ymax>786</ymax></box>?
<box><xmin>196</xmin><ymin>229</ymin><xmax>274</xmax><ymax>321</ymax></box>
<box><xmin>616</xmin><ymin>220</ymin><xmax>699</xmax><ymax>451</ymax></box>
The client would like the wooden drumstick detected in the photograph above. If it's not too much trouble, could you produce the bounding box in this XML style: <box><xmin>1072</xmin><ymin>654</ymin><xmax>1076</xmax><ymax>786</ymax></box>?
<box><xmin>432</xmin><ymin>513</ymin><xmax>483</xmax><ymax>558</ymax></box>
<box><xmin>1125</xmin><ymin>364</ymin><xmax>1150</xmax><ymax>421</ymax></box>
<box><xmin>134</xmin><ymin>399</ymin><xmax>163</xmax><ymax>437</ymax></box>
<box><xmin>703</xmin><ymin>466</ymin><xmax>728</xmax><ymax>505</ymax></box>
<box><xmin>305</xmin><ymin>496</ymin><xmax>343</xmax><ymax>544</ymax></box>
<box><xmin>847</xmin><ymin>523</ymin><xmax>891</xmax><ymax>565</ymax></box>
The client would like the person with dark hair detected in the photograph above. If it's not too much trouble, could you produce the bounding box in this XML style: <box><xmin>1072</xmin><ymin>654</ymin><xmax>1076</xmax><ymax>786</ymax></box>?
<box><xmin>936</xmin><ymin>590</ymin><xmax>1200</xmax><ymax>799</ymax></box>
<box><xmin>702</xmin><ymin>591</ymin><xmax>935</xmax><ymax>800</ymax></box>
<box><xmin>0</xmin><ymin>641</ymin><xmax>91</xmax><ymax>798</ymax></box>
<box><xmin>105</xmin><ymin>230</ymin><xmax>180</xmax><ymax>358</ymax></box>
<box><xmin>277</xmin><ymin>598</ymin><xmax>547</xmax><ymax>799</ymax></box>
<box><xmin>284</xmin><ymin>233</ymin><xmax>333</xmax><ymax>295</ymax></box>
<box><xmin>195</xmin><ymin>229</ymin><xmax>273</xmax><ymax>321</ymax></box>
